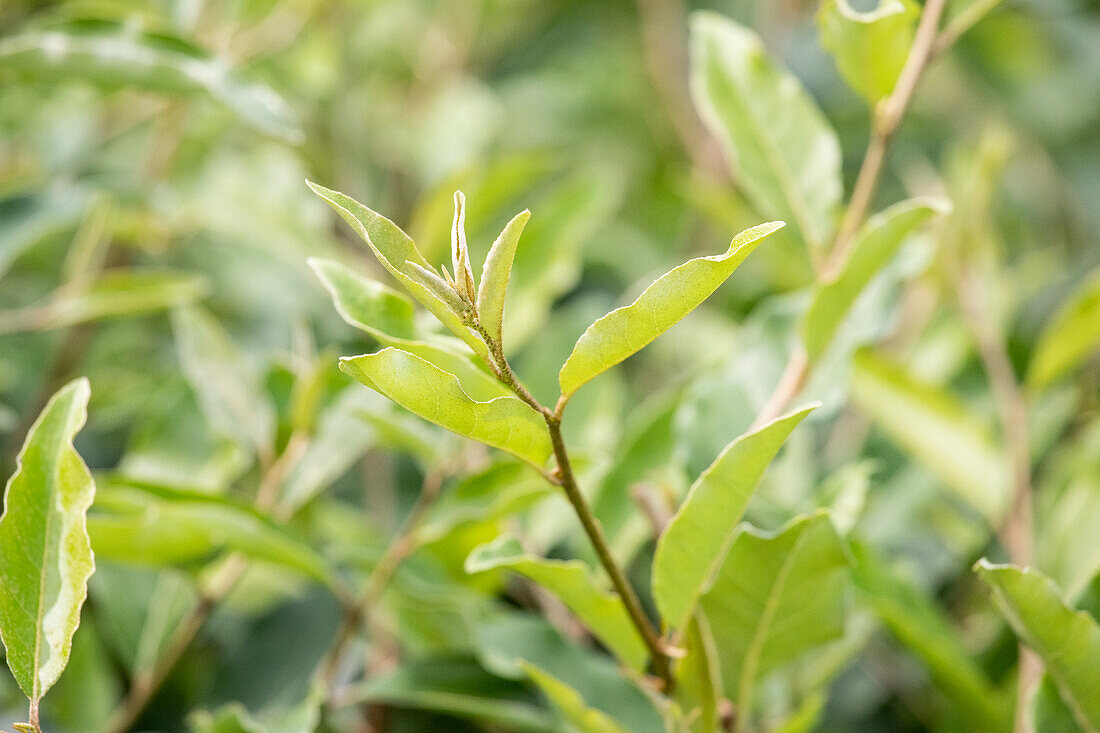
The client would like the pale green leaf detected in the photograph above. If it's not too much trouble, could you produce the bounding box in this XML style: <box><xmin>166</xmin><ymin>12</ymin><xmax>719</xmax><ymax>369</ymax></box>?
<box><xmin>0</xmin><ymin>189</ymin><xmax>87</xmax><ymax>281</ymax></box>
<box><xmin>850</xmin><ymin>350</ymin><xmax>1010</xmax><ymax>522</ymax></box>
<box><xmin>802</xmin><ymin>199</ymin><xmax>947</xmax><ymax>360</ymax></box>
<box><xmin>652</xmin><ymin>404</ymin><xmax>817</xmax><ymax>631</ymax></box>
<box><xmin>851</xmin><ymin>543</ymin><xmax>1011</xmax><ymax>732</ymax></box>
<box><xmin>0</xmin><ymin>378</ymin><xmax>95</xmax><ymax>702</ymax></box>
<box><xmin>306</xmin><ymin>181</ymin><xmax>490</xmax><ymax>360</ymax></box>
<box><xmin>691</xmin><ymin>12</ymin><xmax>842</xmax><ymax>251</ymax></box>
<box><xmin>521</xmin><ymin>662</ymin><xmax>631</xmax><ymax>733</ymax></box>
<box><xmin>477</xmin><ymin>209</ymin><xmax>531</xmax><ymax>346</ymax></box>
<box><xmin>172</xmin><ymin>307</ymin><xmax>276</xmax><ymax>458</ymax></box>
<box><xmin>339</xmin><ymin>347</ymin><xmax>551</xmax><ymax>467</ymax></box>
<box><xmin>466</xmin><ymin>536</ymin><xmax>648</xmax><ymax>670</ymax></box>
<box><xmin>309</xmin><ymin>257</ymin><xmax>508</xmax><ymax>400</ymax></box>
<box><xmin>88</xmin><ymin>481</ymin><xmax>335</xmax><ymax>588</ymax></box>
<box><xmin>1028</xmin><ymin>266</ymin><xmax>1100</xmax><ymax>389</ymax></box>
<box><xmin>1033</xmin><ymin>674</ymin><xmax>1084</xmax><ymax>733</ymax></box>
<box><xmin>818</xmin><ymin>0</ymin><xmax>920</xmax><ymax>103</ymax></box>
<box><xmin>975</xmin><ymin>561</ymin><xmax>1100</xmax><ymax>731</ymax></box>
<box><xmin>674</xmin><ymin>612</ymin><xmax>723</xmax><ymax>733</ymax></box>
<box><xmin>0</xmin><ymin>20</ymin><xmax>300</xmax><ymax>142</ymax></box>
<box><xmin>559</xmin><ymin>221</ymin><xmax>782</xmax><ymax>399</ymax></box>
<box><xmin>698</xmin><ymin>512</ymin><xmax>849</xmax><ymax>713</ymax></box>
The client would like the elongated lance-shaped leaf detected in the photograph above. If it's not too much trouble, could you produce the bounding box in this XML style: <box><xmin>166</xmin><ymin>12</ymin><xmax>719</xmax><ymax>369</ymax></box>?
<box><xmin>309</xmin><ymin>258</ymin><xmax>509</xmax><ymax>401</ymax></box>
<box><xmin>691</xmin><ymin>13</ymin><xmax>841</xmax><ymax>252</ymax></box>
<box><xmin>698</xmin><ymin>512</ymin><xmax>850</xmax><ymax>713</ymax></box>
<box><xmin>340</xmin><ymin>347</ymin><xmax>552</xmax><ymax>467</ymax></box>
<box><xmin>1028</xmin><ymin>265</ymin><xmax>1100</xmax><ymax>389</ymax></box>
<box><xmin>466</xmin><ymin>536</ymin><xmax>648</xmax><ymax>670</ymax></box>
<box><xmin>477</xmin><ymin>209</ymin><xmax>531</xmax><ymax>346</ymax></box>
<box><xmin>451</xmin><ymin>191</ymin><xmax>477</xmax><ymax>303</ymax></box>
<box><xmin>559</xmin><ymin>221</ymin><xmax>782</xmax><ymax>400</ymax></box>
<box><xmin>0</xmin><ymin>20</ymin><xmax>300</xmax><ymax>142</ymax></box>
<box><xmin>850</xmin><ymin>350</ymin><xmax>1010</xmax><ymax>522</ymax></box>
<box><xmin>975</xmin><ymin>561</ymin><xmax>1100</xmax><ymax>731</ymax></box>
<box><xmin>652</xmin><ymin>404</ymin><xmax>818</xmax><ymax>631</ymax></box>
<box><xmin>520</xmin><ymin>662</ymin><xmax>631</xmax><ymax>733</ymax></box>
<box><xmin>306</xmin><ymin>181</ymin><xmax>490</xmax><ymax>360</ymax></box>
<box><xmin>817</xmin><ymin>0</ymin><xmax>920</xmax><ymax>103</ymax></box>
<box><xmin>0</xmin><ymin>378</ymin><xmax>96</xmax><ymax>703</ymax></box>
<box><xmin>802</xmin><ymin>198</ymin><xmax>948</xmax><ymax>360</ymax></box>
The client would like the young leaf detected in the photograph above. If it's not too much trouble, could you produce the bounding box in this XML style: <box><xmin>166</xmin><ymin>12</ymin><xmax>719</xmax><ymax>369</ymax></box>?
<box><xmin>520</xmin><ymin>662</ymin><xmax>631</xmax><ymax>733</ymax></box>
<box><xmin>558</xmin><ymin>221</ymin><xmax>782</xmax><ymax>400</ymax></box>
<box><xmin>339</xmin><ymin>347</ymin><xmax>552</xmax><ymax>467</ymax></box>
<box><xmin>466</xmin><ymin>536</ymin><xmax>648</xmax><ymax>670</ymax></box>
<box><xmin>0</xmin><ymin>20</ymin><xmax>301</xmax><ymax>142</ymax></box>
<box><xmin>850</xmin><ymin>350</ymin><xmax>1009</xmax><ymax>522</ymax></box>
<box><xmin>1028</xmin><ymin>266</ymin><xmax>1100</xmax><ymax>389</ymax></box>
<box><xmin>451</xmin><ymin>191</ymin><xmax>477</xmax><ymax>303</ymax></box>
<box><xmin>698</xmin><ymin>512</ymin><xmax>849</xmax><ymax>714</ymax></box>
<box><xmin>0</xmin><ymin>378</ymin><xmax>96</xmax><ymax>705</ymax></box>
<box><xmin>975</xmin><ymin>561</ymin><xmax>1100</xmax><ymax>731</ymax></box>
<box><xmin>309</xmin><ymin>257</ymin><xmax>508</xmax><ymax>400</ymax></box>
<box><xmin>691</xmin><ymin>12</ymin><xmax>842</xmax><ymax>252</ymax></box>
<box><xmin>477</xmin><ymin>209</ymin><xmax>531</xmax><ymax>346</ymax></box>
<box><xmin>817</xmin><ymin>0</ymin><xmax>920</xmax><ymax>103</ymax></box>
<box><xmin>802</xmin><ymin>198</ymin><xmax>948</xmax><ymax>360</ymax></box>
<box><xmin>306</xmin><ymin>181</ymin><xmax>490</xmax><ymax>360</ymax></box>
<box><xmin>652</xmin><ymin>404</ymin><xmax>817</xmax><ymax>631</ymax></box>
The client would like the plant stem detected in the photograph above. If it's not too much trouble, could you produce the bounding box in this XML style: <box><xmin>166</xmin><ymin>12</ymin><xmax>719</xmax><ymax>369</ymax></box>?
<box><xmin>751</xmin><ymin>0</ymin><xmax>949</xmax><ymax>428</ymax></box>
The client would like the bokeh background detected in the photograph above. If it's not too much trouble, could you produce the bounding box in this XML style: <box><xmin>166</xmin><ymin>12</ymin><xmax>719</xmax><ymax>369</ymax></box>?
<box><xmin>1</xmin><ymin>0</ymin><xmax>1099</xmax><ymax>731</ymax></box>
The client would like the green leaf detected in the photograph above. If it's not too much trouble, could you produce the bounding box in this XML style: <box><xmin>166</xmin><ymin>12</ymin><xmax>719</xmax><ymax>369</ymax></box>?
<box><xmin>0</xmin><ymin>20</ymin><xmax>301</xmax><ymax>142</ymax></box>
<box><xmin>1033</xmin><ymin>674</ymin><xmax>1084</xmax><ymax>733</ymax></box>
<box><xmin>0</xmin><ymin>378</ymin><xmax>95</xmax><ymax>702</ymax></box>
<box><xmin>850</xmin><ymin>350</ymin><xmax>1009</xmax><ymax>522</ymax></box>
<box><xmin>558</xmin><ymin>221</ymin><xmax>782</xmax><ymax>399</ymax></box>
<box><xmin>309</xmin><ymin>257</ymin><xmax>508</xmax><ymax>400</ymax></box>
<box><xmin>340</xmin><ymin>347</ymin><xmax>551</xmax><ymax>467</ymax></box>
<box><xmin>652</xmin><ymin>404</ymin><xmax>817</xmax><ymax>631</ymax></box>
<box><xmin>691</xmin><ymin>12</ymin><xmax>842</xmax><ymax>252</ymax></box>
<box><xmin>306</xmin><ymin>181</ymin><xmax>490</xmax><ymax>360</ymax></box>
<box><xmin>466</xmin><ymin>536</ymin><xmax>648</xmax><ymax>670</ymax></box>
<box><xmin>851</xmin><ymin>543</ymin><xmax>1011</xmax><ymax>732</ymax></box>
<box><xmin>1028</xmin><ymin>266</ymin><xmax>1100</xmax><ymax>389</ymax></box>
<box><xmin>817</xmin><ymin>0</ymin><xmax>920</xmax><ymax>103</ymax></box>
<box><xmin>698</xmin><ymin>512</ymin><xmax>849</xmax><ymax>714</ymax></box>
<box><xmin>477</xmin><ymin>209</ymin><xmax>531</xmax><ymax>346</ymax></box>
<box><xmin>802</xmin><ymin>199</ymin><xmax>947</xmax><ymax>360</ymax></box>
<box><xmin>0</xmin><ymin>190</ymin><xmax>87</xmax><ymax>281</ymax></box>
<box><xmin>88</xmin><ymin>481</ymin><xmax>335</xmax><ymax>588</ymax></box>
<box><xmin>674</xmin><ymin>613</ymin><xmax>723</xmax><ymax>733</ymax></box>
<box><xmin>975</xmin><ymin>561</ymin><xmax>1100</xmax><ymax>731</ymax></box>
<box><xmin>520</xmin><ymin>662</ymin><xmax>631</xmax><ymax>733</ymax></box>
<box><xmin>172</xmin><ymin>307</ymin><xmax>276</xmax><ymax>458</ymax></box>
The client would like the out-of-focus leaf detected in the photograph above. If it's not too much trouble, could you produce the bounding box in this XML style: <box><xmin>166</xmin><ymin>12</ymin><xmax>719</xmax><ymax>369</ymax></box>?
<box><xmin>698</xmin><ymin>512</ymin><xmax>849</xmax><ymax>713</ymax></box>
<box><xmin>419</xmin><ymin>462</ymin><xmax>548</xmax><ymax>544</ymax></box>
<box><xmin>349</xmin><ymin>656</ymin><xmax>557</xmax><ymax>733</ymax></box>
<box><xmin>477</xmin><ymin>209</ymin><xmax>531</xmax><ymax>346</ymax></box>
<box><xmin>172</xmin><ymin>307</ymin><xmax>276</xmax><ymax>458</ymax></box>
<box><xmin>558</xmin><ymin>222</ymin><xmax>782</xmax><ymax>400</ymax></box>
<box><xmin>307</xmin><ymin>182</ymin><xmax>490</xmax><ymax>360</ymax></box>
<box><xmin>674</xmin><ymin>613</ymin><xmax>722</xmax><ymax>733</ymax></box>
<box><xmin>652</xmin><ymin>404</ymin><xmax>817</xmax><ymax>631</ymax></box>
<box><xmin>975</xmin><ymin>561</ymin><xmax>1100</xmax><ymax>731</ymax></box>
<box><xmin>1032</xmin><ymin>674</ymin><xmax>1084</xmax><ymax>733</ymax></box>
<box><xmin>691</xmin><ymin>12</ymin><xmax>842</xmax><ymax>252</ymax></box>
<box><xmin>0</xmin><ymin>19</ymin><xmax>301</xmax><ymax>141</ymax></box>
<box><xmin>339</xmin><ymin>347</ymin><xmax>551</xmax><ymax>467</ymax></box>
<box><xmin>88</xmin><ymin>481</ymin><xmax>335</xmax><ymax>588</ymax></box>
<box><xmin>851</xmin><ymin>543</ymin><xmax>1011</xmax><ymax>732</ymax></box>
<box><xmin>0</xmin><ymin>378</ymin><xmax>95</xmax><ymax>702</ymax></box>
<box><xmin>188</xmin><ymin>685</ymin><xmax>322</xmax><ymax>733</ymax></box>
<box><xmin>1028</xmin><ymin>267</ymin><xmax>1100</xmax><ymax>389</ymax></box>
<box><xmin>850</xmin><ymin>350</ymin><xmax>1009</xmax><ymax>522</ymax></box>
<box><xmin>521</xmin><ymin>662</ymin><xmax>630</xmax><ymax>733</ymax></box>
<box><xmin>466</xmin><ymin>536</ymin><xmax>648</xmax><ymax>670</ymax></box>
<box><xmin>44</xmin><ymin>619</ymin><xmax>121</xmax><ymax>732</ymax></box>
<box><xmin>310</xmin><ymin>257</ymin><xmax>507</xmax><ymax>400</ymax></box>
<box><xmin>802</xmin><ymin>199</ymin><xmax>946</xmax><ymax>360</ymax></box>
<box><xmin>817</xmin><ymin>0</ymin><xmax>920</xmax><ymax>103</ymax></box>
<box><xmin>0</xmin><ymin>190</ymin><xmax>87</xmax><ymax>280</ymax></box>
<box><xmin>774</xmin><ymin>692</ymin><xmax>827</xmax><ymax>733</ymax></box>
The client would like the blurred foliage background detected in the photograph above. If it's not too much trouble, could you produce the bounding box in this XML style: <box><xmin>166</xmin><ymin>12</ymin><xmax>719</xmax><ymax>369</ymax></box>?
<box><xmin>1</xmin><ymin>0</ymin><xmax>1098</xmax><ymax>731</ymax></box>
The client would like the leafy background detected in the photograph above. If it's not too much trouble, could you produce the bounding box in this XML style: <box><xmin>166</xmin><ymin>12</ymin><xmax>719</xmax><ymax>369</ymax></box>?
<box><xmin>0</xmin><ymin>0</ymin><xmax>1098</xmax><ymax>731</ymax></box>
